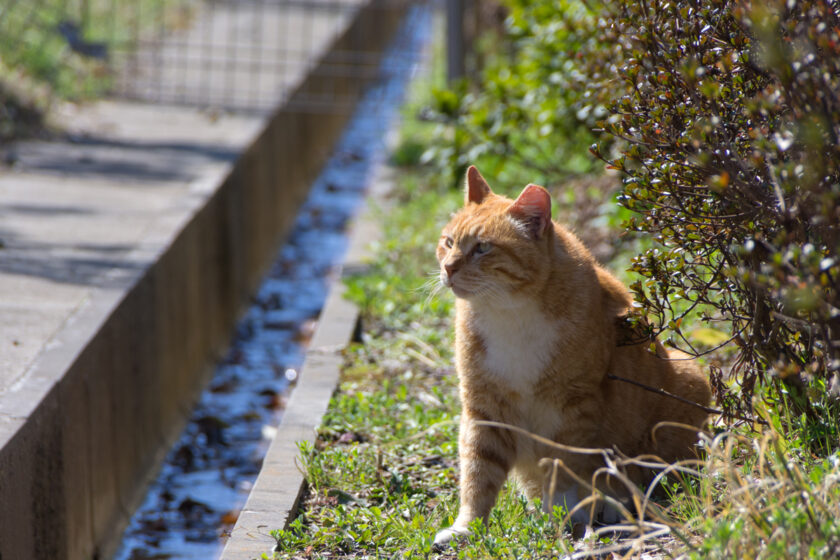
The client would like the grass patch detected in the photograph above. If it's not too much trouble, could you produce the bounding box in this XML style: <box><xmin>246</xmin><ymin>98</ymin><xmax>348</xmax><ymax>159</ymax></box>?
<box><xmin>0</xmin><ymin>0</ymin><xmax>195</xmax><ymax>141</ymax></box>
<box><xmin>270</xmin><ymin>142</ymin><xmax>840</xmax><ymax>560</ymax></box>
<box><xmin>2</xmin><ymin>0</ymin><xmax>111</xmax><ymax>100</ymax></box>
<box><xmin>270</xmin><ymin>29</ymin><xmax>588</xmax><ymax>556</ymax></box>
<box><xmin>269</xmin><ymin>14</ymin><xmax>840</xmax><ymax>560</ymax></box>
<box><xmin>270</xmin><ymin>180</ymin><xmax>584</xmax><ymax>558</ymax></box>
<box><xmin>671</xmin><ymin>413</ymin><xmax>840</xmax><ymax>559</ymax></box>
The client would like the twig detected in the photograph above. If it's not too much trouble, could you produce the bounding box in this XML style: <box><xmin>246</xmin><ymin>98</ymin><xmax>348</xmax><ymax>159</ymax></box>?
<box><xmin>474</xmin><ymin>420</ymin><xmax>612</xmax><ymax>456</ymax></box>
<box><xmin>605</xmin><ymin>373</ymin><xmax>768</xmax><ymax>426</ymax></box>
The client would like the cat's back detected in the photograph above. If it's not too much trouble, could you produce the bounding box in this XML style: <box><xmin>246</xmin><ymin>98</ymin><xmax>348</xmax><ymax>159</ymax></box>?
<box><xmin>601</xmin><ymin>339</ymin><xmax>710</xmax><ymax>461</ymax></box>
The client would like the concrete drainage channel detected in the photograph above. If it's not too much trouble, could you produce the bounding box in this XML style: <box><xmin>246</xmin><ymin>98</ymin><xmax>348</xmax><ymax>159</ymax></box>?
<box><xmin>0</xmin><ymin>1</ymin><xmax>429</xmax><ymax>559</ymax></box>
<box><xmin>117</xmin><ymin>7</ymin><xmax>431</xmax><ymax>558</ymax></box>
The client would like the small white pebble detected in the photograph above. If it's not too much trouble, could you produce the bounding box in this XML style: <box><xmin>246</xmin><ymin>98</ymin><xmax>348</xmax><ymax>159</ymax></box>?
<box><xmin>262</xmin><ymin>425</ymin><xmax>278</xmax><ymax>441</ymax></box>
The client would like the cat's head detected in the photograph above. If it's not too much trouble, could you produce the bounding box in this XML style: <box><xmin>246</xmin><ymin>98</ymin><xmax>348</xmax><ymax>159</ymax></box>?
<box><xmin>436</xmin><ymin>166</ymin><xmax>553</xmax><ymax>301</ymax></box>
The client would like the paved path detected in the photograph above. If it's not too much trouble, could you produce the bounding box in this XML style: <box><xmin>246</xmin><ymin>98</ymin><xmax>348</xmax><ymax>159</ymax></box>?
<box><xmin>0</xmin><ymin>0</ymin><xmax>363</xmax><ymax>423</ymax></box>
<box><xmin>0</xmin><ymin>2</ymin><xmax>410</xmax><ymax>556</ymax></box>
<box><xmin>0</xmin><ymin>100</ymin><xmax>259</xmax><ymax>401</ymax></box>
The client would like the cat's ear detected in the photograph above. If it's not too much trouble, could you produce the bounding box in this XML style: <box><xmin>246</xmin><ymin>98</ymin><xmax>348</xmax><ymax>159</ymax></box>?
<box><xmin>509</xmin><ymin>184</ymin><xmax>551</xmax><ymax>238</ymax></box>
<box><xmin>465</xmin><ymin>165</ymin><xmax>492</xmax><ymax>205</ymax></box>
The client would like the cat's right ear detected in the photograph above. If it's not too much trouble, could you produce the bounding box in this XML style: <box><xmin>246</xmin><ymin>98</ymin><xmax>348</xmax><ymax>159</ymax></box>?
<box><xmin>509</xmin><ymin>184</ymin><xmax>551</xmax><ymax>239</ymax></box>
<box><xmin>465</xmin><ymin>165</ymin><xmax>491</xmax><ymax>205</ymax></box>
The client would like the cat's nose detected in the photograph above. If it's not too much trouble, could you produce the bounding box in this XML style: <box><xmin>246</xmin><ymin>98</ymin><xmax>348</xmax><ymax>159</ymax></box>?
<box><xmin>444</xmin><ymin>261</ymin><xmax>461</xmax><ymax>278</ymax></box>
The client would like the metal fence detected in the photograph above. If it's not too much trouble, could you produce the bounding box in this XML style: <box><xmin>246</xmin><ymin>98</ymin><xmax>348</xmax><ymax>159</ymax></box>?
<box><xmin>0</xmin><ymin>0</ymin><xmax>414</xmax><ymax>114</ymax></box>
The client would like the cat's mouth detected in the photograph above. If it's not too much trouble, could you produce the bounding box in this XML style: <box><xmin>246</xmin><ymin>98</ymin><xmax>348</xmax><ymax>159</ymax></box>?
<box><xmin>451</xmin><ymin>287</ymin><xmax>472</xmax><ymax>299</ymax></box>
<box><xmin>441</xmin><ymin>274</ymin><xmax>472</xmax><ymax>297</ymax></box>
<box><xmin>450</xmin><ymin>285</ymin><xmax>470</xmax><ymax>297</ymax></box>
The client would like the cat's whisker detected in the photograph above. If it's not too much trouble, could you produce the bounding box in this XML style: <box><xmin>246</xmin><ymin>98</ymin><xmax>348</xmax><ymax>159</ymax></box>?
<box><xmin>419</xmin><ymin>270</ymin><xmax>442</xmax><ymax>287</ymax></box>
<box><xmin>420</xmin><ymin>279</ymin><xmax>449</xmax><ymax>310</ymax></box>
<box><xmin>416</xmin><ymin>272</ymin><xmax>443</xmax><ymax>293</ymax></box>
<box><xmin>416</xmin><ymin>276</ymin><xmax>439</xmax><ymax>296</ymax></box>
<box><xmin>417</xmin><ymin>270</ymin><xmax>441</xmax><ymax>286</ymax></box>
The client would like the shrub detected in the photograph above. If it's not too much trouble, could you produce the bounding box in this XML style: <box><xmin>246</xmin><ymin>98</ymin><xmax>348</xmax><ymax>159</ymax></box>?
<box><xmin>586</xmin><ymin>0</ymin><xmax>840</xmax><ymax>425</ymax></box>
<box><xmin>428</xmin><ymin>0</ymin><xmax>607</xmax><ymax>189</ymax></box>
<box><xmin>442</xmin><ymin>0</ymin><xmax>840</xmax><ymax>430</ymax></box>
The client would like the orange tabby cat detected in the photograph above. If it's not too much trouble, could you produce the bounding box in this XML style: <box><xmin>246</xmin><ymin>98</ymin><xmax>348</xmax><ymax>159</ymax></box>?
<box><xmin>434</xmin><ymin>167</ymin><xmax>711</xmax><ymax>546</ymax></box>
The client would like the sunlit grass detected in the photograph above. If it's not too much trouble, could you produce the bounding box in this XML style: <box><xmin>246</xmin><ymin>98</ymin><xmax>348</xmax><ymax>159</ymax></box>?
<box><xmin>0</xmin><ymin>0</ymin><xmax>193</xmax><ymax>102</ymax></box>
<box><xmin>269</xmin><ymin>11</ymin><xmax>840</xmax><ymax>559</ymax></box>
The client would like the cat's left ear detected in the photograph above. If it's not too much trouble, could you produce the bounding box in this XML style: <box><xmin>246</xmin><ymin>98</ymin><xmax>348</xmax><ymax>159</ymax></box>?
<box><xmin>509</xmin><ymin>184</ymin><xmax>551</xmax><ymax>239</ymax></box>
<box><xmin>465</xmin><ymin>166</ymin><xmax>492</xmax><ymax>205</ymax></box>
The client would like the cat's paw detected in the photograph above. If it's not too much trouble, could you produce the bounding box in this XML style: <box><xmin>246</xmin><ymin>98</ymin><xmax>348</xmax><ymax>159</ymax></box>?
<box><xmin>599</xmin><ymin>501</ymin><xmax>623</xmax><ymax>525</ymax></box>
<box><xmin>433</xmin><ymin>526</ymin><xmax>469</xmax><ymax>549</ymax></box>
<box><xmin>571</xmin><ymin>522</ymin><xmax>594</xmax><ymax>540</ymax></box>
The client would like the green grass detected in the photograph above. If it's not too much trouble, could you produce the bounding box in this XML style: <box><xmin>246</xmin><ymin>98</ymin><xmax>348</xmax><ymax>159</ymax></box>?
<box><xmin>270</xmin><ymin>40</ymin><xmax>624</xmax><ymax>556</ymax></box>
<box><xmin>0</xmin><ymin>0</ymin><xmax>193</xmax><ymax>114</ymax></box>
<box><xmin>269</xmin><ymin>105</ymin><xmax>840</xmax><ymax>560</ymax></box>
<box><xmin>0</xmin><ymin>0</ymin><xmax>196</xmax><ymax>144</ymax></box>
<box><xmin>269</xmin><ymin>26</ymin><xmax>591</xmax><ymax>556</ymax></box>
<box><xmin>272</xmin><ymin>164</ymin><xmax>840</xmax><ymax>560</ymax></box>
<box><xmin>3</xmin><ymin>0</ymin><xmax>105</xmax><ymax>100</ymax></box>
<box><xmin>268</xmin><ymin>14</ymin><xmax>840</xmax><ymax>560</ymax></box>
<box><xmin>668</xmin><ymin>410</ymin><xmax>840</xmax><ymax>559</ymax></box>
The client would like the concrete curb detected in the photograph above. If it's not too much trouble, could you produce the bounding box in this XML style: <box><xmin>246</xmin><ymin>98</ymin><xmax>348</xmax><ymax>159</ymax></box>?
<box><xmin>0</xmin><ymin>2</ymin><xmax>406</xmax><ymax>559</ymax></box>
<box><xmin>218</xmin><ymin>284</ymin><xmax>359</xmax><ymax>559</ymax></box>
<box><xmin>219</xmin><ymin>162</ymin><xmax>394</xmax><ymax>560</ymax></box>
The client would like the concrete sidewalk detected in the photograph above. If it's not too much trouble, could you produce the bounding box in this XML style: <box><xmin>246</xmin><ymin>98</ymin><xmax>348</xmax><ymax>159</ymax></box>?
<box><xmin>0</xmin><ymin>1</ymin><xmax>406</xmax><ymax>557</ymax></box>
<box><xmin>0</xmin><ymin>94</ymin><xmax>271</xmax><ymax>560</ymax></box>
<box><xmin>0</xmin><ymin>101</ymin><xmax>261</xmax><ymax>402</ymax></box>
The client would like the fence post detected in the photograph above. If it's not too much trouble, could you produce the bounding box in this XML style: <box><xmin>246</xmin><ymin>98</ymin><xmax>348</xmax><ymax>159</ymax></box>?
<box><xmin>446</xmin><ymin>0</ymin><xmax>465</xmax><ymax>83</ymax></box>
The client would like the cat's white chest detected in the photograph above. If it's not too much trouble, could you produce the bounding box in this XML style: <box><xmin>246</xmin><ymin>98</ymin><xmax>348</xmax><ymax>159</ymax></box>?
<box><xmin>471</xmin><ymin>302</ymin><xmax>560</xmax><ymax>394</ymax></box>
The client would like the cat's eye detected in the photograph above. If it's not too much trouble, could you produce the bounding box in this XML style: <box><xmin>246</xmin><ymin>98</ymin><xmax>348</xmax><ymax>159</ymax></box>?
<box><xmin>444</xmin><ymin>236</ymin><xmax>454</xmax><ymax>248</ymax></box>
<box><xmin>474</xmin><ymin>241</ymin><xmax>492</xmax><ymax>255</ymax></box>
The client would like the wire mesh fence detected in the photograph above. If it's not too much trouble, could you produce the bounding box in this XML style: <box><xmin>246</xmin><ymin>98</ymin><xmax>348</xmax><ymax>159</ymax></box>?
<box><xmin>0</xmin><ymin>0</ymin><xmax>414</xmax><ymax>114</ymax></box>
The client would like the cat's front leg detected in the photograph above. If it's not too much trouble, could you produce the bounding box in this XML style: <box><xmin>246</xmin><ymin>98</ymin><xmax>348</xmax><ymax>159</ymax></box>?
<box><xmin>434</xmin><ymin>411</ymin><xmax>514</xmax><ymax>547</ymax></box>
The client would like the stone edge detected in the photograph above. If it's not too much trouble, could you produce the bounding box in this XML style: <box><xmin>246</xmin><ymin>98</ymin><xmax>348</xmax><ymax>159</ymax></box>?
<box><xmin>219</xmin><ymin>165</ymin><xmax>394</xmax><ymax>560</ymax></box>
